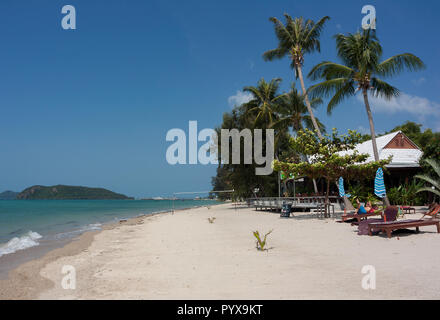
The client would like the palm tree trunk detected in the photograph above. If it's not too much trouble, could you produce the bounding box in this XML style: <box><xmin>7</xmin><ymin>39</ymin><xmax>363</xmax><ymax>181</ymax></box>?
<box><xmin>297</xmin><ymin>65</ymin><xmax>320</xmax><ymax>194</ymax></box>
<box><xmin>362</xmin><ymin>89</ymin><xmax>380</xmax><ymax>161</ymax></box>
<box><xmin>362</xmin><ymin>89</ymin><xmax>391</xmax><ymax>207</ymax></box>
<box><xmin>297</xmin><ymin>65</ymin><xmax>323</xmax><ymax>139</ymax></box>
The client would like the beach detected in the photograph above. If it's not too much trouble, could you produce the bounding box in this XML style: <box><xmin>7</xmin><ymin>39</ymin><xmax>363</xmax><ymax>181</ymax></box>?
<box><xmin>1</xmin><ymin>203</ymin><xmax>439</xmax><ymax>300</ymax></box>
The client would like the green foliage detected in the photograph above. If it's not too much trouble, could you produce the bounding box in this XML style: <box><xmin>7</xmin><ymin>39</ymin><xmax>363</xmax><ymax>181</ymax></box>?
<box><xmin>271</xmin><ymin>84</ymin><xmax>325</xmax><ymax>133</ymax></box>
<box><xmin>16</xmin><ymin>185</ymin><xmax>133</xmax><ymax>200</ymax></box>
<box><xmin>211</xmin><ymin>78</ymin><xmax>292</xmax><ymax>200</ymax></box>
<box><xmin>263</xmin><ymin>14</ymin><xmax>330</xmax><ymax>76</ymax></box>
<box><xmin>308</xmin><ymin>29</ymin><xmax>425</xmax><ymax>162</ymax></box>
<box><xmin>416</xmin><ymin>159</ymin><xmax>440</xmax><ymax>200</ymax></box>
<box><xmin>253</xmin><ymin>230</ymin><xmax>273</xmax><ymax>251</ymax></box>
<box><xmin>387</xmin><ymin>180</ymin><xmax>425</xmax><ymax>206</ymax></box>
<box><xmin>309</xmin><ymin>30</ymin><xmax>425</xmax><ymax>110</ymax></box>
<box><xmin>243</xmin><ymin>78</ymin><xmax>285</xmax><ymax>127</ymax></box>
<box><xmin>273</xmin><ymin>128</ymin><xmax>391</xmax><ymax>182</ymax></box>
<box><xmin>273</xmin><ymin>129</ymin><xmax>390</xmax><ymax>216</ymax></box>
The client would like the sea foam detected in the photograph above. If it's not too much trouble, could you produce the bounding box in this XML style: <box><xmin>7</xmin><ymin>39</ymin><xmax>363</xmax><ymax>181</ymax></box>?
<box><xmin>0</xmin><ymin>231</ymin><xmax>43</xmax><ymax>257</ymax></box>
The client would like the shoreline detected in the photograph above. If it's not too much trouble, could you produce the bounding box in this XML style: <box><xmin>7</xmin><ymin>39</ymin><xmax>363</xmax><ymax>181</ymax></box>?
<box><xmin>0</xmin><ymin>201</ymin><xmax>222</xmax><ymax>279</ymax></box>
<box><xmin>0</xmin><ymin>204</ymin><xmax>218</xmax><ymax>300</ymax></box>
<box><xmin>2</xmin><ymin>203</ymin><xmax>440</xmax><ymax>299</ymax></box>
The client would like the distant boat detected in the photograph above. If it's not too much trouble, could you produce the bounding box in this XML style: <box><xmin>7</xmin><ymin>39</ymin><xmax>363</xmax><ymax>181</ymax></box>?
<box><xmin>152</xmin><ymin>197</ymin><xmax>164</xmax><ymax>200</ymax></box>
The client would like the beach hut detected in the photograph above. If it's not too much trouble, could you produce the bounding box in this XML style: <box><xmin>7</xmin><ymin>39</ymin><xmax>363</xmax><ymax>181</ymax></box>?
<box><xmin>339</xmin><ymin>131</ymin><xmax>423</xmax><ymax>185</ymax></box>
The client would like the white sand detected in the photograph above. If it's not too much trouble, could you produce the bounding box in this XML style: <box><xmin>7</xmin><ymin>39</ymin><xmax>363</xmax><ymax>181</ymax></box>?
<box><xmin>37</xmin><ymin>203</ymin><xmax>440</xmax><ymax>299</ymax></box>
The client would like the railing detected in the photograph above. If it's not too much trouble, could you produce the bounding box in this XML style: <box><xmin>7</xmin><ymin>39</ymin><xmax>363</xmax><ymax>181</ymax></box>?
<box><xmin>247</xmin><ymin>196</ymin><xmax>341</xmax><ymax>211</ymax></box>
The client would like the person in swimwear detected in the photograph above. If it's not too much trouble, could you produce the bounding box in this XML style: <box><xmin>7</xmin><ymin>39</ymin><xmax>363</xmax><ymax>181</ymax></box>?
<box><xmin>355</xmin><ymin>199</ymin><xmax>373</xmax><ymax>214</ymax></box>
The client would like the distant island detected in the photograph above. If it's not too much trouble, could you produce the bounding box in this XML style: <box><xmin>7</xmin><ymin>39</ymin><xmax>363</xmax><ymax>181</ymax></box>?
<box><xmin>13</xmin><ymin>185</ymin><xmax>134</xmax><ymax>200</ymax></box>
<box><xmin>0</xmin><ymin>191</ymin><xmax>19</xmax><ymax>200</ymax></box>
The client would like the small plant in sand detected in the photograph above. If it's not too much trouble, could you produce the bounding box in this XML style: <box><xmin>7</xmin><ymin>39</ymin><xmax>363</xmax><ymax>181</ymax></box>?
<box><xmin>253</xmin><ymin>230</ymin><xmax>273</xmax><ymax>251</ymax></box>
<box><xmin>208</xmin><ymin>217</ymin><xmax>216</xmax><ymax>224</ymax></box>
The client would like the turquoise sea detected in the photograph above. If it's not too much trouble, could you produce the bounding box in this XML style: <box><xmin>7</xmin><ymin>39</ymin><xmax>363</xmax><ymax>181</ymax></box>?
<box><xmin>0</xmin><ymin>199</ymin><xmax>219</xmax><ymax>257</ymax></box>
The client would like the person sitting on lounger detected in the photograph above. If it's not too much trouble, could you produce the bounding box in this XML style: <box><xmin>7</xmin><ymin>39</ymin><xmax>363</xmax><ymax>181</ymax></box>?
<box><xmin>355</xmin><ymin>199</ymin><xmax>372</xmax><ymax>215</ymax></box>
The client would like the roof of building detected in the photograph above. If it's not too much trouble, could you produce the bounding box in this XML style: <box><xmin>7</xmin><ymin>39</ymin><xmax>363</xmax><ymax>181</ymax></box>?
<box><xmin>339</xmin><ymin>131</ymin><xmax>423</xmax><ymax>168</ymax></box>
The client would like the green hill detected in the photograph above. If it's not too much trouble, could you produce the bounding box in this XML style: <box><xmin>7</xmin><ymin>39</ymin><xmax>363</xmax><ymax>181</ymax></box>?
<box><xmin>0</xmin><ymin>191</ymin><xmax>19</xmax><ymax>200</ymax></box>
<box><xmin>16</xmin><ymin>185</ymin><xmax>133</xmax><ymax>200</ymax></box>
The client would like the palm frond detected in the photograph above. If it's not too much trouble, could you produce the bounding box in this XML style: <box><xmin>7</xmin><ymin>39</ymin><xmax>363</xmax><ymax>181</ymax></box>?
<box><xmin>308</xmin><ymin>61</ymin><xmax>354</xmax><ymax>81</ymax></box>
<box><xmin>424</xmin><ymin>158</ymin><xmax>440</xmax><ymax>179</ymax></box>
<box><xmin>303</xmin><ymin>115</ymin><xmax>326</xmax><ymax>133</ymax></box>
<box><xmin>414</xmin><ymin>174</ymin><xmax>440</xmax><ymax>191</ymax></box>
<box><xmin>377</xmin><ymin>53</ymin><xmax>425</xmax><ymax>77</ymax></box>
<box><xmin>303</xmin><ymin>16</ymin><xmax>330</xmax><ymax>54</ymax></box>
<box><xmin>370</xmin><ymin>78</ymin><xmax>399</xmax><ymax>100</ymax></box>
<box><xmin>327</xmin><ymin>80</ymin><xmax>356</xmax><ymax>114</ymax></box>
<box><xmin>308</xmin><ymin>78</ymin><xmax>351</xmax><ymax>100</ymax></box>
<box><xmin>416</xmin><ymin>187</ymin><xmax>440</xmax><ymax>197</ymax></box>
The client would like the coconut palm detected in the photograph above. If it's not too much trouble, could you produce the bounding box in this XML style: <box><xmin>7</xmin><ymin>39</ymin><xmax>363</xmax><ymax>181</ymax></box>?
<box><xmin>272</xmin><ymin>84</ymin><xmax>325</xmax><ymax>133</ymax></box>
<box><xmin>308</xmin><ymin>29</ymin><xmax>425</xmax><ymax>161</ymax></box>
<box><xmin>416</xmin><ymin>159</ymin><xmax>440</xmax><ymax>199</ymax></box>
<box><xmin>243</xmin><ymin>78</ymin><xmax>285</xmax><ymax>128</ymax></box>
<box><xmin>263</xmin><ymin>14</ymin><xmax>330</xmax><ymax>139</ymax></box>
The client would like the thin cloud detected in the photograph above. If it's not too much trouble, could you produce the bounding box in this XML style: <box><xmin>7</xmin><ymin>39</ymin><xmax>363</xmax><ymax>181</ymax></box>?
<box><xmin>357</xmin><ymin>92</ymin><xmax>440</xmax><ymax>119</ymax></box>
<box><xmin>228</xmin><ymin>91</ymin><xmax>253</xmax><ymax>107</ymax></box>
<box><xmin>412</xmin><ymin>77</ymin><xmax>426</xmax><ymax>86</ymax></box>
<box><xmin>357</xmin><ymin>126</ymin><xmax>370</xmax><ymax>135</ymax></box>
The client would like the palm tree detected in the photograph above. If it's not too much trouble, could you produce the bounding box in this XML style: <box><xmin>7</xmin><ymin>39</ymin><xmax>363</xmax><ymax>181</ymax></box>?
<box><xmin>416</xmin><ymin>159</ymin><xmax>440</xmax><ymax>200</ymax></box>
<box><xmin>243</xmin><ymin>78</ymin><xmax>285</xmax><ymax>128</ymax></box>
<box><xmin>272</xmin><ymin>84</ymin><xmax>325</xmax><ymax>133</ymax></box>
<box><xmin>308</xmin><ymin>29</ymin><xmax>425</xmax><ymax>161</ymax></box>
<box><xmin>271</xmin><ymin>85</ymin><xmax>325</xmax><ymax>195</ymax></box>
<box><xmin>263</xmin><ymin>14</ymin><xmax>330</xmax><ymax>139</ymax></box>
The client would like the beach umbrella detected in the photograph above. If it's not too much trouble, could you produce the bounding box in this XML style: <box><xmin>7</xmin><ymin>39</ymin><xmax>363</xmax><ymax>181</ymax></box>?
<box><xmin>338</xmin><ymin>177</ymin><xmax>350</xmax><ymax>198</ymax></box>
<box><xmin>374</xmin><ymin>168</ymin><xmax>386</xmax><ymax>198</ymax></box>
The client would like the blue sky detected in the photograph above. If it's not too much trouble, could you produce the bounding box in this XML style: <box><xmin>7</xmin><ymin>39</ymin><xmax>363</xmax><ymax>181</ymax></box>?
<box><xmin>0</xmin><ymin>0</ymin><xmax>439</xmax><ymax>197</ymax></box>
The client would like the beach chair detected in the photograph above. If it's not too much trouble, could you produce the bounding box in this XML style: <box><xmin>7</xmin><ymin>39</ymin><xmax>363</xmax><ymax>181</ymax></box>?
<box><xmin>367</xmin><ymin>206</ymin><xmax>440</xmax><ymax>238</ymax></box>
<box><xmin>357</xmin><ymin>206</ymin><xmax>398</xmax><ymax>236</ymax></box>
<box><xmin>368</xmin><ymin>219</ymin><xmax>440</xmax><ymax>238</ymax></box>
<box><xmin>339</xmin><ymin>197</ymin><xmax>382</xmax><ymax>224</ymax></box>
<box><xmin>421</xmin><ymin>204</ymin><xmax>440</xmax><ymax>219</ymax></box>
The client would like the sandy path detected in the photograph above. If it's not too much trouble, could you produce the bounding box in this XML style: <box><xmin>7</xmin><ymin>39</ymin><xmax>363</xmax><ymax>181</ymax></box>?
<box><xmin>34</xmin><ymin>203</ymin><xmax>440</xmax><ymax>300</ymax></box>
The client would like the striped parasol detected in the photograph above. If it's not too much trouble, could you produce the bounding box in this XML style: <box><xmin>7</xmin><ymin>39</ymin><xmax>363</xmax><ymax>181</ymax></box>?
<box><xmin>374</xmin><ymin>168</ymin><xmax>386</xmax><ymax>198</ymax></box>
<box><xmin>338</xmin><ymin>177</ymin><xmax>350</xmax><ymax>198</ymax></box>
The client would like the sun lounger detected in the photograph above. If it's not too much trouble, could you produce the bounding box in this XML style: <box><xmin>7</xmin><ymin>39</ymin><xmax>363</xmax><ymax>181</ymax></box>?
<box><xmin>339</xmin><ymin>196</ymin><xmax>383</xmax><ymax>224</ymax></box>
<box><xmin>368</xmin><ymin>219</ymin><xmax>440</xmax><ymax>238</ymax></box>
<box><xmin>421</xmin><ymin>204</ymin><xmax>440</xmax><ymax>219</ymax></box>
<box><xmin>357</xmin><ymin>206</ymin><xmax>398</xmax><ymax>235</ymax></box>
<box><xmin>341</xmin><ymin>211</ymin><xmax>382</xmax><ymax>224</ymax></box>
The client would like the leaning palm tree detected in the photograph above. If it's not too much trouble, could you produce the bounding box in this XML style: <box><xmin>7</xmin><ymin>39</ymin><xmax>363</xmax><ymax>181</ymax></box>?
<box><xmin>416</xmin><ymin>159</ymin><xmax>440</xmax><ymax>200</ymax></box>
<box><xmin>272</xmin><ymin>84</ymin><xmax>325</xmax><ymax>134</ymax></box>
<box><xmin>243</xmin><ymin>78</ymin><xmax>285</xmax><ymax>128</ymax></box>
<box><xmin>263</xmin><ymin>14</ymin><xmax>330</xmax><ymax>139</ymax></box>
<box><xmin>308</xmin><ymin>29</ymin><xmax>425</xmax><ymax>162</ymax></box>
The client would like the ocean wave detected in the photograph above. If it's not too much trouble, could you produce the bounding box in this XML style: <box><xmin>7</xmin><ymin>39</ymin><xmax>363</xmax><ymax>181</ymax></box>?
<box><xmin>52</xmin><ymin>223</ymin><xmax>102</xmax><ymax>240</ymax></box>
<box><xmin>0</xmin><ymin>231</ymin><xmax>43</xmax><ymax>257</ymax></box>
